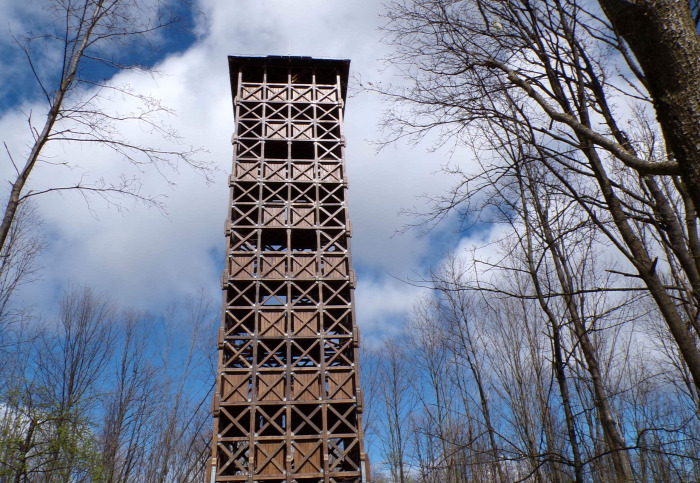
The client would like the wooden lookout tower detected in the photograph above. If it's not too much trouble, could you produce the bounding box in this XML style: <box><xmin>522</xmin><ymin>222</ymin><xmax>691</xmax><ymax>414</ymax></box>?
<box><xmin>211</xmin><ymin>56</ymin><xmax>369</xmax><ymax>483</ymax></box>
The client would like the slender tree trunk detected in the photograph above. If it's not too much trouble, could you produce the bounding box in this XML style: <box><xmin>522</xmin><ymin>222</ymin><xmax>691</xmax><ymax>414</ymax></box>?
<box><xmin>0</xmin><ymin>0</ymin><xmax>104</xmax><ymax>251</ymax></box>
<box><xmin>517</xmin><ymin>167</ymin><xmax>585</xmax><ymax>483</ymax></box>
<box><xmin>12</xmin><ymin>418</ymin><xmax>35</xmax><ymax>483</ymax></box>
<box><xmin>447</xmin><ymin>302</ymin><xmax>505</xmax><ymax>482</ymax></box>
<box><xmin>531</xmin><ymin>188</ymin><xmax>634</xmax><ymax>482</ymax></box>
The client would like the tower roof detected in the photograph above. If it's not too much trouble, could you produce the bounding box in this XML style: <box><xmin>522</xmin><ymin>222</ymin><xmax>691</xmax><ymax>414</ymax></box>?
<box><xmin>227</xmin><ymin>55</ymin><xmax>351</xmax><ymax>103</ymax></box>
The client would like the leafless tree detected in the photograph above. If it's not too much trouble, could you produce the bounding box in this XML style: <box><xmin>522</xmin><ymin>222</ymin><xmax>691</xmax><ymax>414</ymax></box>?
<box><xmin>363</xmin><ymin>13</ymin><xmax>700</xmax><ymax>465</ymax></box>
<box><xmin>0</xmin><ymin>202</ymin><xmax>44</xmax><ymax>364</ymax></box>
<box><xmin>376</xmin><ymin>337</ymin><xmax>414</xmax><ymax>483</ymax></box>
<box><xmin>1</xmin><ymin>0</ymin><xmax>211</xmax><ymax>253</ymax></box>
<box><xmin>0</xmin><ymin>288</ymin><xmax>217</xmax><ymax>482</ymax></box>
<box><xmin>0</xmin><ymin>286</ymin><xmax>115</xmax><ymax>482</ymax></box>
<box><xmin>98</xmin><ymin>310</ymin><xmax>158</xmax><ymax>483</ymax></box>
<box><xmin>370</xmin><ymin>0</ymin><xmax>700</xmax><ymax>402</ymax></box>
<box><xmin>142</xmin><ymin>292</ymin><xmax>216</xmax><ymax>483</ymax></box>
<box><xmin>358</xmin><ymin>340</ymin><xmax>383</xmax><ymax>459</ymax></box>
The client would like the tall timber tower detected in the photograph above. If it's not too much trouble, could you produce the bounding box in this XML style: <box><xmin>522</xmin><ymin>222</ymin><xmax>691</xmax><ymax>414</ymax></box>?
<box><xmin>211</xmin><ymin>56</ymin><xmax>369</xmax><ymax>483</ymax></box>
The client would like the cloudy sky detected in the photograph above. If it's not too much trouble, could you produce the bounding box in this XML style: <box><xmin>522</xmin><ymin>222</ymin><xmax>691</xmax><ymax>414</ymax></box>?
<box><xmin>0</xmin><ymin>0</ymin><xmax>484</xmax><ymax>340</ymax></box>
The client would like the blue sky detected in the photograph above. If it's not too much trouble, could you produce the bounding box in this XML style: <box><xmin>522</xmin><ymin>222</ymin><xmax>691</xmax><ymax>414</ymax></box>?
<box><xmin>0</xmin><ymin>0</ymin><xmax>487</xmax><ymax>341</ymax></box>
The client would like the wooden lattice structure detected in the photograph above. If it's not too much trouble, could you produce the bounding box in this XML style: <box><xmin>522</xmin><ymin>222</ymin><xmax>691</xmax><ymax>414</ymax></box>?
<box><xmin>211</xmin><ymin>56</ymin><xmax>369</xmax><ymax>483</ymax></box>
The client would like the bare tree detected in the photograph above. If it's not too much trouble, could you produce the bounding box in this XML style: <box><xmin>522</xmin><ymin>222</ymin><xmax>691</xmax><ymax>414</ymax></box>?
<box><xmin>142</xmin><ymin>292</ymin><xmax>216</xmax><ymax>483</ymax></box>
<box><xmin>364</xmin><ymin>4</ymin><xmax>700</xmax><ymax>468</ymax></box>
<box><xmin>0</xmin><ymin>201</ymin><xmax>44</xmax><ymax>357</ymax></box>
<box><xmin>371</xmin><ymin>0</ymin><xmax>700</xmax><ymax>399</ymax></box>
<box><xmin>0</xmin><ymin>288</ymin><xmax>218</xmax><ymax>482</ymax></box>
<box><xmin>358</xmin><ymin>339</ymin><xmax>383</xmax><ymax>459</ymax></box>
<box><xmin>1</xmin><ymin>0</ymin><xmax>211</xmax><ymax>252</ymax></box>
<box><xmin>0</xmin><ymin>286</ymin><xmax>115</xmax><ymax>482</ymax></box>
<box><xmin>431</xmin><ymin>276</ymin><xmax>505</xmax><ymax>482</ymax></box>
<box><xmin>376</xmin><ymin>337</ymin><xmax>414</xmax><ymax>483</ymax></box>
<box><xmin>98</xmin><ymin>310</ymin><xmax>158</xmax><ymax>483</ymax></box>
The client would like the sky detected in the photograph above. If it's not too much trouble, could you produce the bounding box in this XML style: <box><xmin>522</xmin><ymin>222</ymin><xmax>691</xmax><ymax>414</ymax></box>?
<box><xmin>0</xmin><ymin>0</ymin><xmax>485</xmax><ymax>341</ymax></box>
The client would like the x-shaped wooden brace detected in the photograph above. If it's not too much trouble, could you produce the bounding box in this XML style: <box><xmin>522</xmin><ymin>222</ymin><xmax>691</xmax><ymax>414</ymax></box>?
<box><xmin>256</xmin><ymin>372</ymin><xmax>285</xmax><ymax>401</ymax></box>
<box><xmin>325</xmin><ymin>338</ymin><xmax>353</xmax><ymax>367</ymax></box>
<box><xmin>262</xmin><ymin>161</ymin><xmax>287</xmax><ymax>181</ymax></box>
<box><xmin>290</xmin><ymin>182</ymin><xmax>316</xmax><ymax>203</ymax></box>
<box><xmin>291</xmin><ymin>339</ymin><xmax>320</xmax><ymax>368</ymax></box>
<box><xmin>291</xmin><ymin>254</ymin><xmax>316</xmax><ymax>278</ymax></box>
<box><xmin>218</xmin><ymin>406</ymin><xmax>250</xmax><ymax>438</ymax></box>
<box><xmin>322</xmin><ymin>255</ymin><xmax>347</xmax><ymax>279</ymax></box>
<box><xmin>290</xmin><ymin>102</ymin><xmax>314</xmax><ymax>120</ymax></box>
<box><xmin>261</xmin><ymin>205</ymin><xmax>285</xmax><ymax>227</ymax></box>
<box><xmin>265</xmin><ymin>102</ymin><xmax>288</xmax><ymax>120</ymax></box>
<box><xmin>316</xmin><ymin>122</ymin><xmax>340</xmax><ymax>141</ymax></box>
<box><xmin>236</xmin><ymin>139</ymin><xmax>262</xmax><ymax>159</ymax></box>
<box><xmin>226</xmin><ymin>281</ymin><xmax>256</xmax><ymax>306</ymax></box>
<box><xmin>257</xmin><ymin>339</ymin><xmax>286</xmax><ymax>367</ymax></box>
<box><xmin>290</xmin><ymin>281</ymin><xmax>319</xmax><ymax>306</ymax></box>
<box><xmin>232</xmin><ymin>182</ymin><xmax>259</xmax><ymax>203</ymax></box>
<box><xmin>265</xmin><ymin>120</ymin><xmax>288</xmax><ymax>139</ymax></box>
<box><xmin>229</xmin><ymin>229</ymin><xmax>257</xmax><ymax>252</ymax></box>
<box><xmin>290</xmin><ymin>85</ymin><xmax>314</xmax><ymax>103</ymax></box>
<box><xmin>238</xmin><ymin>101</ymin><xmax>263</xmax><ymax>120</ymax></box>
<box><xmin>225</xmin><ymin>316</ymin><xmax>255</xmax><ymax>337</ymax></box>
<box><xmin>260</xmin><ymin>254</ymin><xmax>286</xmax><ymax>279</ymax></box>
<box><xmin>226</xmin><ymin>309</ymin><xmax>255</xmax><ymax>330</ymax></box>
<box><xmin>290</xmin><ymin>206</ymin><xmax>315</xmax><ymax>228</ymax></box>
<box><xmin>292</xmin><ymin>123</ymin><xmax>314</xmax><ymax>140</ymax></box>
<box><xmin>292</xmin><ymin>311</ymin><xmax>319</xmax><ymax>336</ymax></box>
<box><xmin>327</xmin><ymin>404</ymin><xmax>358</xmax><ymax>435</ymax></box>
<box><xmin>290</xmin><ymin>161</ymin><xmax>315</xmax><ymax>181</ymax></box>
<box><xmin>322</xmin><ymin>281</ymin><xmax>351</xmax><ymax>306</ymax></box>
<box><xmin>240</xmin><ymin>83</ymin><xmax>263</xmax><ymax>101</ymax></box>
<box><xmin>322</xmin><ymin>309</ymin><xmax>352</xmax><ymax>335</ymax></box>
<box><xmin>221</xmin><ymin>373</ymin><xmax>251</xmax><ymax>402</ymax></box>
<box><xmin>292</xmin><ymin>440</ymin><xmax>322</xmax><ymax>472</ymax></box>
<box><xmin>265</xmin><ymin>84</ymin><xmax>288</xmax><ymax>102</ymax></box>
<box><xmin>326</xmin><ymin>371</ymin><xmax>354</xmax><ymax>399</ymax></box>
<box><xmin>327</xmin><ymin>438</ymin><xmax>359</xmax><ymax>471</ymax></box>
<box><xmin>231</xmin><ymin>204</ymin><xmax>259</xmax><ymax>227</ymax></box>
<box><xmin>316</xmin><ymin>86</ymin><xmax>338</xmax><ymax>103</ymax></box>
<box><xmin>291</xmin><ymin>404</ymin><xmax>323</xmax><ymax>434</ymax></box>
<box><xmin>216</xmin><ymin>440</ymin><xmax>249</xmax><ymax>474</ymax></box>
<box><xmin>261</xmin><ymin>182</ymin><xmax>287</xmax><ymax>202</ymax></box>
<box><xmin>292</xmin><ymin>372</ymin><xmax>320</xmax><ymax>400</ymax></box>
<box><xmin>258</xmin><ymin>281</ymin><xmax>286</xmax><ymax>307</ymax></box>
<box><xmin>320</xmin><ymin>230</ymin><xmax>347</xmax><ymax>252</ymax></box>
<box><xmin>254</xmin><ymin>440</ymin><xmax>286</xmax><ymax>474</ymax></box>
<box><xmin>316</xmin><ymin>103</ymin><xmax>340</xmax><ymax>122</ymax></box>
<box><xmin>318</xmin><ymin>184</ymin><xmax>344</xmax><ymax>204</ymax></box>
<box><xmin>317</xmin><ymin>141</ymin><xmax>342</xmax><ymax>160</ymax></box>
<box><xmin>223</xmin><ymin>339</ymin><xmax>253</xmax><ymax>368</ymax></box>
<box><xmin>229</xmin><ymin>255</ymin><xmax>255</xmax><ymax>278</ymax></box>
<box><xmin>234</xmin><ymin>161</ymin><xmax>259</xmax><ymax>181</ymax></box>
<box><xmin>255</xmin><ymin>405</ymin><xmax>286</xmax><ymax>436</ymax></box>
<box><xmin>259</xmin><ymin>310</ymin><xmax>285</xmax><ymax>336</ymax></box>
<box><xmin>318</xmin><ymin>205</ymin><xmax>346</xmax><ymax>229</ymax></box>
<box><xmin>318</xmin><ymin>161</ymin><xmax>343</xmax><ymax>182</ymax></box>
<box><xmin>238</xmin><ymin>119</ymin><xmax>263</xmax><ymax>138</ymax></box>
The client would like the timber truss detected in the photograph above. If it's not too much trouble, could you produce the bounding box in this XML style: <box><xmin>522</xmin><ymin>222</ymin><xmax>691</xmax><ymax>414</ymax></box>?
<box><xmin>211</xmin><ymin>56</ymin><xmax>369</xmax><ymax>483</ymax></box>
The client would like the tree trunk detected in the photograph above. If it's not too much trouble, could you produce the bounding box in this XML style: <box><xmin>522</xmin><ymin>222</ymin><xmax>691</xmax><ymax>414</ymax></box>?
<box><xmin>599</xmin><ymin>0</ymin><xmax>700</xmax><ymax>212</ymax></box>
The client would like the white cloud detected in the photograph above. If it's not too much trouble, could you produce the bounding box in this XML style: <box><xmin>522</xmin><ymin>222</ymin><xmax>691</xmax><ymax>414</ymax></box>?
<box><xmin>354</xmin><ymin>276</ymin><xmax>428</xmax><ymax>341</ymax></box>
<box><xmin>1</xmin><ymin>0</ymin><xmax>469</xmax><ymax>335</ymax></box>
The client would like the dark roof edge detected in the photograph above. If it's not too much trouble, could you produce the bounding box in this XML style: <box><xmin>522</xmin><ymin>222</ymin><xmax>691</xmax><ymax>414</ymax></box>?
<box><xmin>227</xmin><ymin>55</ymin><xmax>351</xmax><ymax>103</ymax></box>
